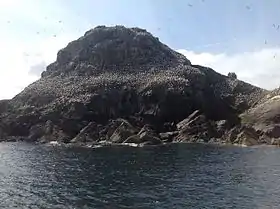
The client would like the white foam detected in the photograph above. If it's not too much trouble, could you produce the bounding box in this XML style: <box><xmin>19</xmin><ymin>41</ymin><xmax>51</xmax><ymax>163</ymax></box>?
<box><xmin>49</xmin><ymin>141</ymin><xmax>59</xmax><ymax>145</ymax></box>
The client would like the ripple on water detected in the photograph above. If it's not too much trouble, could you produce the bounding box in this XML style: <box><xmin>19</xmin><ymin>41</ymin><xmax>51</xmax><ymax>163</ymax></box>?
<box><xmin>0</xmin><ymin>142</ymin><xmax>280</xmax><ymax>208</ymax></box>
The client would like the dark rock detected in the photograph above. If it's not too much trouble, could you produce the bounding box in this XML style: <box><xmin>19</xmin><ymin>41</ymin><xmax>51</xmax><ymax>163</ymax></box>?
<box><xmin>228</xmin><ymin>72</ymin><xmax>237</xmax><ymax>80</ymax></box>
<box><xmin>224</xmin><ymin>126</ymin><xmax>259</xmax><ymax>146</ymax></box>
<box><xmin>103</xmin><ymin>119</ymin><xmax>131</xmax><ymax>140</ymax></box>
<box><xmin>0</xmin><ymin>25</ymin><xmax>269</xmax><ymax>146</ymax></box>
<box><xmin>71</xmin><ymin>122</ymin><xmax>100</xmax><ymax>143</ymax></box>
<box><xmin>28</xmin><ymin>120</ymin><xmax>70</xmax><ymax>143</ymax></box>
<box><xmin>138</xmin><ymin>124</ymin><xmax>157</xmax><ymax>137</ymax></box>
<box><xmin>109</xmin><ymin>120</ymin><xmax>138</xmax><ymax>143</ymax></box>
<box><xmin>159</xmin><ymin>131</ymin><xmax>179</xmax><ymax>142</ymax></box>
<box><xmin>176</xmin><ymin>110</ymin><xmax>200</xmax><ymax>130</ymax></box>
<box><xmin>0</xmin><ymin>100</ymin><xmax>9</xmax><ymax>114</ymax></box>
<box><xmin>234</xmin><ymin>127</ymin><xmax>259</xmax><ymax>146</ymax></box>
<box><xmin>123</xmin><ymin>123</ymin><xmax>162</xmax><ymax>145</ymax></box>
<box><xmin>175</xmin><ymin>112</ymin><xmax>217</xmax><ymax>142</ymax></box>
<box><xmin>124</xmin><ymin>135</ymin><xmax>141</xmax><ymax>144</ymax></box>
<box><xmin>271</xmin><ymin>138</ymin><xmax>280</xmax><ymax>146</ymax></box>
<box><xmin>138</xmin><ymin>133</ymin><xmax>162</xmax><ymax>145</ymax></box>
<box><xmin>123</xmin><ymin>129</ymin><xmax>162</xmax><ymax>145</ymax></box>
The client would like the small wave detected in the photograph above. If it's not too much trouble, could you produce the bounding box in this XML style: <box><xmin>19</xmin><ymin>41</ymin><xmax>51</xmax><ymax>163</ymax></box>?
<box><xmin>48</xmin><ymin>141</ymin><xmax>60</xmax><ymax>146</ymax></box>
<box><xmin>121</xmin><ymin>143</ymin><xmax>141</xmax><ymax>147</ymax></box>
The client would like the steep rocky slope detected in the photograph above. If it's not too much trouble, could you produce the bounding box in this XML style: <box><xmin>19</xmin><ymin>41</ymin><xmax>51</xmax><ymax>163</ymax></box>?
<box><xmin>0</xmin><ymin>26</ymin><xmax>269</xmax><ymax>146</ymax></box>
<box><xmin>241</xmin><ymin>88</ymin><xmax>280</xmax><ymax>145</ymax></box>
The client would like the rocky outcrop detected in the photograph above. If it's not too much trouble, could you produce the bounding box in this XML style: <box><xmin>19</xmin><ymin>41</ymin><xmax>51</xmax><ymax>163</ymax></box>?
<box><xmin>123</xmin><ymin>124</ymin><xmax>162</xmax><ymax>145</ymax></box>
<box><xmin>0</xmin><ymin>25</ymin><xmax>275</xmax><ymax>146</ymax></box>
<box><xmin>28</xmin><ymin>120</ymin><xmax>70</xmax><ymax>143</ymax></box>
<box><xmin>70</xmin><ymin>122</ymin><xmax>100</xmax><ymax>143</ymax></box>
<box><xmin>174</xmin><ymin>110</ymin><xmax>218</xmax><ymax>143</ymax></box>
<box><xmin>109</xmin><ymin>120</ymin><xmax>138</xmax><ymax>143</ymax></box>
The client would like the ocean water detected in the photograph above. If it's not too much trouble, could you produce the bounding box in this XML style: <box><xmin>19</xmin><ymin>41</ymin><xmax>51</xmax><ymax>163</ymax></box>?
<box><xmin>0</xmin><ymin>142</ymin><xmax>280</xmax><ymax>209</ymax></box>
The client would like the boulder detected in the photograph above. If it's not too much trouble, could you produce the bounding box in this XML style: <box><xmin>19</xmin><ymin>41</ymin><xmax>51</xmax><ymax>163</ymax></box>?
<box><xmin>123</xmin><ymin>133</ymin><xmax>162</xmax><ymax>146</ymax></box>
<box><xmin>271</xmin><ymin>138</ymin><xmax>280</xmax><ymax>146</ymax></box>
<box><xmin>159</xmin><ymin>131</ymin><xmax>178</xmax><ymax>142</ymax></box>
<box><xmin>176</xmin><ymin>110</ymin><xmax>200</xmax><ymax>130</ymax></box>
<box><xmin>138</xmin><ymin>124</ymin><xmax>157</xmax><ymax>137</ymax></box>
<box><xmin>28</xmin><ymin>120</ymin><xmax>70</xmax><ymax>143</ymax></box>
<box><xmin>225</xmin><ymin>126</ymin><xmax>259</xmax><ymax>146</ymax></box>
<box><xmin>123</xmin><ymin>124</ymin><xmax>162</xmax><ymax>145</ymax></box>
<box><xmin>109</xmin><ymin>120</ymin><xmax>138</xmax><ymax>143</ymax></box>
<box><xmin>138</xmin><ymin>132</ymin><xmax>162</xmax><ymax>145</ymax></box>
<box><xmin>124</xmin><ymin>135</ymin><xmax>141</xmax><ymax>143</ymax></box>
<box><xmin>175</xmin><ymin>112</ymin><xmax>216</xmax><ymax>142</ymax></box>
<box><xmin>71</xmin><ymin>122</ymin><xmax>100</xmax><ymax>143</ymax></box>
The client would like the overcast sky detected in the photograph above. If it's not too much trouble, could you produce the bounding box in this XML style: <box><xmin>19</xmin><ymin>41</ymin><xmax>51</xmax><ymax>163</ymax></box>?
<box><xmin>1</xmin><ymin>0</ymin><xmax>280</xmax><ymax>99</ymax></box>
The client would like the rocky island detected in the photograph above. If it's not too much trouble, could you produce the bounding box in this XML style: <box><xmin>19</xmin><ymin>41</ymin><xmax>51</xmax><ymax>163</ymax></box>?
<box><xmin>0</xmin><ymin>25</ymin><xmax>279</xmax><ymax>147</ymax></box>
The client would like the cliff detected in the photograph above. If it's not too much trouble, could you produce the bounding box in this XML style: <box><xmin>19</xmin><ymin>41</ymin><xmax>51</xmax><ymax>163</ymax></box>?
<box><xmin>0</xmin><ymin>25</ymin><xmax>273</xmax><ymax>146</ymax></box>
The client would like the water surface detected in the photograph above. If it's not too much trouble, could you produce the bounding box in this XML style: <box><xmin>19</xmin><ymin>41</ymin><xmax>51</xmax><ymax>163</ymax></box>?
<box><xmin>0</xmin><ymin>142</ymin><xmax>280</xmax><ymax>208</ymax></box>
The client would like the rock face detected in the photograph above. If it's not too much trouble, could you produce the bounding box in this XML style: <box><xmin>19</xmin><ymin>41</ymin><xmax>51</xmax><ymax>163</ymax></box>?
<box><xmin>0</xmin><ymin>25</ymin><xmax>273</xmax><ymax>146</ymax></box>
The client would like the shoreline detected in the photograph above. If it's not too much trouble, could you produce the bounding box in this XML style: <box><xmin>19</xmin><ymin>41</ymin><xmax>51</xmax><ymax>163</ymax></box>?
<box><xmin>1</xmin><ymin>139</ymin><xmax>278</xmax><ymax>149</ymax></box>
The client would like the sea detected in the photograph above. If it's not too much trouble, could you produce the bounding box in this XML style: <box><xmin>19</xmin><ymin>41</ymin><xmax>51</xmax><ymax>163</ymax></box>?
<box><xmin>0</xmin><ymin>142</ymin><xmax>280</xmax><ymax>209</ymax></box>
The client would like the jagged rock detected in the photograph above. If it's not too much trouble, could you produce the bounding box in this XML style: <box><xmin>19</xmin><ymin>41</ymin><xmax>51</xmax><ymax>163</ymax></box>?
<box><xmin>234</xmin><ymin>127</ymin><xmax>259</xmax><ymax>146</ymax></box>
<box><xmin>176</xmin><ymin>110</ymin><xmax>200</xmax><ymax>130</ymax></box>
<box><xmin>240</xmin><ymin>91</ymin><xmax>280</xmax><ymax>143</ymax></box>
<box><xmin>28</xmin><ymin>123</ymin><xmax>45</xmax><ymax>141</ymax></box>
<box><xmin>103</xmin><ymin>118</ymin><xmax>131</xmax><ymax>140</ymax></box>
<box><xmin>28</xmin><ymin>120</ymin><xmax>70</xmax><ymax>143</ymax></box>
<box><xmin>71</xmin><ymin>122</ymin><xmax>100</xmax><ymax>143</ymax></box>
<box><xmin>159</xmin><ymin>131</ymin><xmax>179</xmax><ymax>142</ymax></box>
<box><xmin>109</xmin><ymin>120</ymin><xmax>138</xmax><ymax>143</ymax></box>
<box><xmin>271</xmin><ymin>138</ymin><xmax>280</xmax><ymax>146</ymax></box>
<box><xmin>140</xmin><ymin>136</ymin><xmax>162</xmax><ymax>145</ymax></box>
<box><xmin>123</xmin><ymin>127</ymin><xmax>162</xmax><ymax>145</ymax></box>
<box><xmin>224</xmin><ymin>126</ymin><xmax>259</xmax><ymax>146</ymax></box>
<box><xmin>124</xmin><ymin>135</ymin><xmax>141</xmax><ymax>144</ymax></box>
<box><xmin>138</xmin><ymin>124</ymin><xmax>157</xmax><ymax>137</ymax></box>
<box><xmin>43</xmin><ymin>26</ymin><xmax>190</xmax><ymax>78</ymax></box>
<box><xmin>175</xmin><ymin>112</ymin><xmax>217</xmax><ymax>142</ymax></box>
<box><xmin>123</xmin><ymin>123</ymin><xmax>162</xmax><ymax>145</ymax></box>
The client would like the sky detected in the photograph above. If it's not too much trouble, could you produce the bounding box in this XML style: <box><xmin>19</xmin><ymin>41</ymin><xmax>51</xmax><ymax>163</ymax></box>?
<box><xmin>1</xmin><ymin>0</ymin><xmax>280</xmax><ymax>99</ymax></box>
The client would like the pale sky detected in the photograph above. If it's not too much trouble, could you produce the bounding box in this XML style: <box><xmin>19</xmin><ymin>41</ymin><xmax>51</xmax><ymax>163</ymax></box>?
<box><xmin>1</xmin><ymin>0</ymin><xmax>280</xmax><ymax>99</ymax></box>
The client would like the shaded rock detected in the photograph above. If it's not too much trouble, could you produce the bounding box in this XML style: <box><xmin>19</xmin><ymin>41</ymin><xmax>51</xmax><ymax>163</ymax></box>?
<box><xmin>0</xmin><ymin>100</ymin><xmax>9</xmax><ymax>114</ymax></box>
<box><xmin>110</xmin><ymin>120</ymin><xmax>138</xmax><ymax>143</ymax></box>
<box><xmin>71</xmin><ymin>122</ymin><xmax>100</xmax><ymax>143</ymax></box>
<box><xmin>123</xmin><ymin>124</ymin><xmax>163</xmax><ymax>145</ymax></box>
<box><xmin>234</xmin><ymin>128</ymin><xmax>259</xmax><ymax>146</ymax></box>
<box><xmin>138</xmin><ymin>133</ymin><xmax>162</xmax><ymax>145</ymax></box>
<box><xmin>176</xmin><ymin>110</ymin><xmax>200</xmax><ymax>130</ymax></box>
<box><xmin>159</xmin><ymin>131</ymin><xmax>178</xmax><ymax>142</ymax></box>
<box><xmin>228</xmin><ymin>72</ymin><xmax>237</xmax><ymax>80</ymax></box>
<box><xmin>103</xmin><ymin>118</ymin><xmax>132</xmax><ymax>140</ymax></box>
<box><xmin>123</xmin><ymin>133</ymin><xmax>162</xmax><ymax>145</ymax></box>
<box><xmin>225</xmin><ymin>126</ymin><xmax>259</xmax><ymax>146</ymax></box>
<box><xmin>124</xmin><ymin>135</ymin><xmax>141</xmax><ymax>144</ymax></box>
<box><xmin>138</xmin><ymin>124</ymin><xmax>157</xmax><ymax>137</ymax></box>
<box><xmin>43</xmin><ymin>25</ymin><xmax>190</xmax><ymax>78</ymax></box>
<box><xmin>0</xmin><ymin>124</ymin><xmax>6</xmax><ymax>140</ymax></box>
<box><xmin>260</xmin><ymin>125</ymin><xmax>280</xmax><ymax>139</ymax></box>
<box><xmin>28</xmin><ymin>123</ymin><xmax>45</xmax><ymax>141</ymax></box>
<box><xmin>175</xmin><ymin>112</ymin><xmax>217</xmax><ymax>142</ymax></box>
<box><xmin>271</xmin><ymin>138</ymin><xmax>280</xmax><ymax>146</ymax></box>
<box><xmin>28</xmin><ymin>120</ymin><xmax>70</xmax><ymax>143</ymax></box>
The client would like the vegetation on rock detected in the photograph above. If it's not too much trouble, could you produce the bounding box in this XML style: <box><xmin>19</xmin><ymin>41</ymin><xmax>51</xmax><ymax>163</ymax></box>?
<box><xmin>0</xmin><ymin>25</ymin><xmax>277</xmax><ymax>146</ymax></box>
